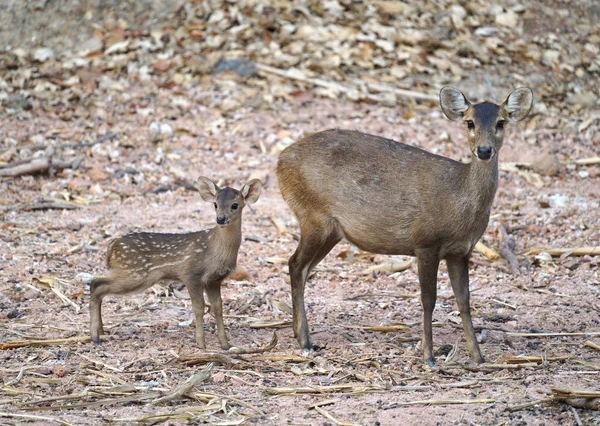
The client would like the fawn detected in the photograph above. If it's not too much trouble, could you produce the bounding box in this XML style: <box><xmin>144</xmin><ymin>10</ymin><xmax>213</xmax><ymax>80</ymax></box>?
<box><xmin>276</xmin><ymin>87</ymin><xmax>532</xmax><ymax>365</ymax></box>
<box><xmin>89</xmin><ymin>177</ymin><xmax>262</xmax><ymax>349</ymax></box>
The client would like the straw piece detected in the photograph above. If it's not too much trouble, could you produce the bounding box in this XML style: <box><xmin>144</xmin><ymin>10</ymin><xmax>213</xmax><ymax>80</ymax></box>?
<box><xmin>0</xmin><ymin>336</ymin><xmax>90</xmax><ymax>350</ymax></box>
<box><xmin>0</xmin><ymin>411</ymin><xmax>75</xmax><ymax>426</ymax></box>
<box><xmin>524</xmin><ymin>246</ymin><xmax>600</xmax><ymax>257</ymax></box>
<box><xmin>228</xmin><ymin>331</ymin><xmax>278</xmax><ymax>355</ymax></box>
<box><xmin>474</xmin><ymin>242</ymin><xmax>500</xmax><ymax>261</ymax></box>
<box><xmin>152</xmin><ymin>363</ymin><xmax>213</xmax><ymax>405</ymax></box>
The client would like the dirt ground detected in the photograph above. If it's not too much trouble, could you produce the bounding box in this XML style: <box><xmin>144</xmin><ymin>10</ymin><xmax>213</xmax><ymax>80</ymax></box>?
<box><xmin>1</xmin><ymin>1</ymin><xmax>600</xmax><ymax>425</ymax></box>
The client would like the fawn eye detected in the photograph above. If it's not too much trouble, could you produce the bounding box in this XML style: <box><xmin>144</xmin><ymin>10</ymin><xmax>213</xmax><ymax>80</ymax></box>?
<box><xmin>466</xmin><ymin>120</ymin><xmax>475</xmax><ymax>130</ymax></box>
<box><xmin>496</xmin><ymin>120</ymin><xmax>505</xmax><ymax>130</ymax></box>
<box><xmin>231</xmin><ymin>203</ymin><xmax>239</xmax><ymax>210</ymax></box>
<box><xmin>213</xmin><ymin>202</ymin><xmax>217</xmax><ymax>209</ymax></box>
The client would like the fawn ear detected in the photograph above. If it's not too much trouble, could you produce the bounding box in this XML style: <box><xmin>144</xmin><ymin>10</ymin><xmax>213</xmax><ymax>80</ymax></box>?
<box><xmin>241</xmin><ymin>179</ymin><xmax>262</xmax><ymax>204</ymax></box>
<box><xmin>440</xmin><ymin>86</ymin><xmax>471</xmax><ymax>121</ymax></box>
<box><xmin>197</xmin><ymin>176</ymin><xmax>219</xmax><ymax>202</ymax></box>
<box><xmin>501</xmin><ymin>87</ymin><xmax>533</xmax><ymax>122</ymax></box>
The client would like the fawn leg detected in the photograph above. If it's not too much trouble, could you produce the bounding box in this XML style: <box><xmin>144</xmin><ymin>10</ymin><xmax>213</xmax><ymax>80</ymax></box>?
<box><xmin>289</xmin><ymin>219</ymin><xmax>341</xmax><ymax>350</ymax></box>
<box><xmin>90</xmin><ymin>278</ymin><xmax>111</xmax><ymax>344</ymax></box>
<box><xmin>205</xmin><ymin>280</ymin><xmax>229</xmax><ymax>350</ymax></box>
<box><xmin>447</xmin><ymin>255</ymin><xmax>485</xmax><ymax>363</ymax></box>
<box><xmin>416</xmin><ymin>252</ymin><xmax>440</xmax><ymax>366</ymax></box>
<box><xmin>186</xmin><ymin>282</ymin><xmax>206</xmax><ymax>349</ymax></box>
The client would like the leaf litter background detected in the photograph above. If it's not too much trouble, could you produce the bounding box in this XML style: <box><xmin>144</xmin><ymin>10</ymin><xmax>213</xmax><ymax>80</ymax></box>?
<box><xmin>1</xmin><ymin>0</ymin><xmax>599</xmax><ymax>424</ymax></box>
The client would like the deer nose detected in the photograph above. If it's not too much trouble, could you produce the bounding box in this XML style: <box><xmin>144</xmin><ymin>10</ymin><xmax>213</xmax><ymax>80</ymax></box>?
<box><xmin>216</xmin><ymin>216</ymin><xmax>227</xmax><ymax>225</ymax></box>
<box><xmin>476</xmin><ymin>146</ymin><xmax>493</xmax><ymax>160</ymax></box>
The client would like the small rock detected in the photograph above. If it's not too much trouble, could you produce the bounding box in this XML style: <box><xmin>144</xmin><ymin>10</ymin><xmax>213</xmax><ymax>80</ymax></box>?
<box><xmin>76</xmin><ymin>272</ymin><xmax>94</xmax><ymax>284</ymax></box>
<box><xmin>532</xmin><ymin>153</ymin><xmax>561</xmax><ymax>176</ymax></box>
<box><xmin>564</xmin><ymin>259</ymin><xmax>580</xmax><ymax>271</ymax></box>
<box><xmin>588</xmin><ymin>166</ymin><xmax>600</xmax><ymax>178</ymax></box>
<box><xmin>90</xmin><ymin>165</ymin><xmax>108</xmax><ymax>182</ymax></box>
<box><xmin>34</xmin><ymin>367</ymin><xmax>53</xmax><ymax>376</ymax></box>
<box><xmin>3</xmin><ymin>94</ymin><xmax>33</xmax><ymax>111</ymax></box>
<box><xmin>495</xmin><ymin>10</ymin><xmax>518</xmax><ymax>28</ymax></box>
<box><xmin>542</xmin><ymin>49</ymin><xmax>560</xmax><ymax>66</ymax></box>
<box><xmin>160</xmin><ymin>123</ymin><xmax>173</xmax><ymax>137</ymax></box>
<box><xmin>153</xmin><ymin>59</ymin><xmax>171</xmax><ymax>72</ymax></box>
<box><xmin>24</xmin><ymin>288</ymin><xmax>41</xmax><ymax>300</ymax></box>
<box><xmin>212</xmin><ymin>57</ymin><xmax>256</xmax><ymax>77</ymax></box>
<box><xmin>534</xmin><ymin>251</ymin><xmax>553</xmax><ymax>266</ymax></box>
<box><xmin>566</xmin><ymin>92</ymin><xmax>596</xmax><ymax>108</ymax></box>
<box><xmin>89</xmin><ymin>183</ymin><xmax>104</xmax><ymax>195</ymax></box>
<box><xmin>53</xmin><ymin>366</ymin><xmax>66</xmax><ymax>378</ymax></box>
<box><xmin>439</xmin><ymin>131</ymin><xmax>450</xmax><ymax>142</ymax></box>
<box><xmin>33</xmin><ymin>47</ymin><xmax>55</xmax><ymax>62</ymax></box>
<box><xmin>78</xmin><ymin>37</ymin><xmax>103</xmax><ymax>56</ymax></box>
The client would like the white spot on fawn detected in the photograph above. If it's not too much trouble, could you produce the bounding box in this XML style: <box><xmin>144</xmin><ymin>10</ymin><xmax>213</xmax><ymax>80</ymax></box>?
<box><xmin>148</xmin><ymin>255</ymin><xmax>191</xmax><ymax>271</ymax></box>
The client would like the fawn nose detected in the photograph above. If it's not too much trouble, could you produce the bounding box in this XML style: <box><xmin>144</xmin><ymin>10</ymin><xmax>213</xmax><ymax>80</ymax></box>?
<box><xmin>216</xmin><ymin>216</ymin><xmax>227</xmax><ymax>225</ymax></box>
<box><xmin>476</xmin><ymin>146</ymin><xmax>493</xmax><ymax>160</ymax></box>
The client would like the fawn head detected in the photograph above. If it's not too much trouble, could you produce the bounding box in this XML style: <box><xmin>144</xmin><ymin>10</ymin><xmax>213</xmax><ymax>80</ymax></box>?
<box><xmin>197</xmin><ymin>177</ymin><xmax>262</xmax><ymax>226</ymax></box>
<box><xmin>440</xmin><ymin>87</ymin><xmax>533</xmax><ymax>161</ymax></box>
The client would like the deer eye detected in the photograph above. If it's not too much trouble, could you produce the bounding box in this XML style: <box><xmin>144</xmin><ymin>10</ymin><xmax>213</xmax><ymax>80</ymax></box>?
<box><xmin>466</xmin><ymin>120</ymin><xmax>475</xmax><ymax>130</ymax></box>
<box><xmin>231</xmin><ymin>203</ymin><xmax>238</xmax><ymax>210</ymax></box>
<box><xmin>496</xmin><ymin>120</ymin><xmax>505</xmax><ymax>130</ymax></box>
<box><xmin>213</xmin><ymin>202</ymin><xmax>217</xmax><ymax>209</ymax></box>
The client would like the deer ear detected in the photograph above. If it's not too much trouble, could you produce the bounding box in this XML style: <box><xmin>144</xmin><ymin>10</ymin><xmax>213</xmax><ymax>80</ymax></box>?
<box><xmin>440</xmin><ymin>86</ymin><xmax>471</xmax><ymax>121</ymax></box>
<box><xmin>197</xmin><ymin>176</ymin><xmax>219</xmax><ymax>202</ymax></box>
<box><xmin>240</xmin><ymin>179</ymin><xmax>262</xmax><ymax>204</ymax></box>
<box><xmin>501</xmin><ymin>87</ymin><xmax>533</xmax><ymax>122</ymax></box>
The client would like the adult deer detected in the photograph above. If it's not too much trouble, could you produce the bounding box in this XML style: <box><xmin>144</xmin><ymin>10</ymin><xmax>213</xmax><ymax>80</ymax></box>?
<box><xmin>276</xmin><ymin>87</ymin><xmax>532</xmax><ymax>364</ymax></box>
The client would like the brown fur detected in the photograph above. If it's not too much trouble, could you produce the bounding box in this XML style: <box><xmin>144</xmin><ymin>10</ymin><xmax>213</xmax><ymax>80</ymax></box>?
<box><xmin>89</xmin><ymin>178</ymin><xmax>262</xmax><ymax>349</ymax></box>
<box><xmin>276</xmin><ymin>87</ymin><xmax>532</xmax><ymax>365</ymax></box>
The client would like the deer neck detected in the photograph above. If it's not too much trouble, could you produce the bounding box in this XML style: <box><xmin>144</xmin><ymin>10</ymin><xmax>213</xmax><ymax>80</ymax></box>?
<box><xmin>212</xmin><ymin>215</ymin><xmax>243</xmax><ymax>251</ymax></box>
<box><xmin>463</xmin><ymin>155</ymin><xmax>499</xmax><ymax>210</ymax></box>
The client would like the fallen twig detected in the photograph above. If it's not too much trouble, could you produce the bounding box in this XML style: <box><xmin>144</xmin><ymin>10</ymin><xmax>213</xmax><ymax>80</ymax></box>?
<box><xmin>256</xmin><ymin>63</ymin><xmax>437</xmax><ymax>103</ymax></box>
<box><xmin>59</xmin><ymin>131</ymin><xmax>120</xmax><ymax>149</ymax></box>
<box><xmin>474</xmin><ymin>241</ymin><xmax>500</xmax><ymax>261</ymax></box>
<box><xmin>152</xmin><ymin>363</ymin><xmax>213</xmax><ymax>405</ymax></box>
<box><xmin>505</xmin><ymin>398</ymin><xmax>554</xmax><ymax>412</ymax></box>
<box><xmin>0</xmin><ymin>411</ymin><xmax>74</xmax><ymax>426</ymax></box>
<box><xmin>507</xmin><ymin>331</ymin><xmax>600</xmax><ymax>337</ymax></box>
<box><xmin>584</xmin><ymin>340</ymin><xmax>600</xmax><ymax>351</ymax></box>
<box><xmin>0</xmin><ymin>336</ymin><xmax>90</xmax><ymax>350</ymax></box>
<box><xmin>524</xmin><ymin>246</ymin><xmax>600</xmax><ymax>257</ymax></box>
<box><xmin>178</xmin><ymin>352</ymin><xmax>235</xmax><ymax>367</ymax></box>
<box><xmin>314</xmin><ymin>406</ymin><xmax>360</xmax><ymax>426</ymax></box>
<box><xmin>342</xmin><ymin>324</ymin><xmax>409</xmax><ymax>332</ymax></box>
<box><xmin>384</xmin><ymin>398</ymin><xmax>495</xmax><ymax>408</ymax></box>
<box><xmin>361</xmin><ymin>258</ymin><xmax>413</xmax><ymax>275</ymax></box>
<box><xmin>228</xmin><ymin>331</ymin><xmax>278</xmax><ymax>354</ymax></box>
<box><xmin>0</xmin><ymin>157</ymin><xmax>82</xmax><ymax>177</ymax></box>
<box><xmin>263</xmin><ymin>383</ymin><xmax>385</xmax><ymax>395</ymax></box>
<box><xmin>0</xmin><ymin>199</ymin><xmax>81</xmax><ymax>212</ymax></box>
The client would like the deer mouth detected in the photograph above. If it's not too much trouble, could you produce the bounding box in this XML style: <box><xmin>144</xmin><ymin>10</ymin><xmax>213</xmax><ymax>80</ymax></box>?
<box><xmin>473</xmin><ymin>147</ymin><xmax>495</xmax><ymax>161</ymax></box>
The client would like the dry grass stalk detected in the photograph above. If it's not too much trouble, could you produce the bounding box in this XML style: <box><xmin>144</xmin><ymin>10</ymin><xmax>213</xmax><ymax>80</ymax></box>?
<box><xmin>228</xmin><ymin>331</ymin><xmax>278</xmax><ymax>355</ymax></box>
<box><xmin>505</xmin><ymin>398</ymin><xmax>554</xmax><ymax>412</ymax></box>
<box><xmin>178</xmin><ymin>352</ymin><xmax>235</xmax><ymax>367</ymax></box>
<box><xmin>263</xmin><ymin>383</ymin><xmax>385</xmax><ymax>396</ymax></box>
<box><xmin>0</xmin><ymin>336</ymin><xmax>90</xmax><ymax>350</ymax></box>
<box><xmin>552</xmin><ymin>388</ymin><xmax>600</xmax><ymax>411</ymax></box>
<box><xmin>503</xmin><ymin>355</ymin><xmax>571</xmax><ymax>364</ymax></box>
<box><xmin>584</xmin><ymin>340</ymin><xmax>600</xmax><ymax>351</ymax></box>
<box><xmin>248</xmin><ymin>319</ymin><xmax>293</xmax><ymax>329</ymax></box>
<box><xmin>314</xmin><ymin>406</ymin><xmax>360</xmax><ymax>426</ymax></box>
<box><xmin>20</xmin><ymin>391</ymin><xmax>90</xmax><ymax>406</ymax></box>
<box><xmin>342</xmin><ymin>324</ymin><xmax>409</xmax><ymax>332</ymax></box>
<box><xmin>152</xmin><ymin>363</ymin><xmax>213</xmax><ymax>405</ymax></box>
<box><xmin>79</xmin><ymin>354</ymin><xmax>123</xmax><ymax>372</ymax></box>
<box><xmin>361</xmin><ymin>259</ymin><xmax>413</xmax><ymax>275</ymax></box>
<box><xmin>250</xmin><ymin>355</ymin><xmax>310</xmax><ymax>363</ymax></box>
<box><xmin>270</xmin><ymin>216</ymin><xmax>288</xmax><ymax>234</ymax></box>
<box><xmin>390</xmin><ymin>398</ymin><xmax>495</xmax><ymax>407</ymax></box>
<box><xmin>194</xmin><ymin>392</ymin><xmax>266</xmax><ymax>416</ymax></box>
<box><xmin>0</xmin><ymin>411</ymin><xmax>75</xmax><ymax>426</ymax></box>
<box><xmin>23</xmin><ymin>392</ymin><xmax>163</xmax><ymax>411</ymax></box>
<box><xmin>524</xmin><ymin>246</ymin><xmax>600</xmax><ymax>257</ymax></box>
<box><xmin>507</xmin><ymin>331</ymin><xmax>600</xmax><ymax>337</ymax></box>
<box><xmin>474</xmin><ymin>242</ymin><xmax>500</xmax><ymax>261</ymax></box>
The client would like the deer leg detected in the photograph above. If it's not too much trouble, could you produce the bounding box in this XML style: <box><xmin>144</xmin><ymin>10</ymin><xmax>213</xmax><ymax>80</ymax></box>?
<box><xmin>416</xmin><ymin>253</ymin><xmax>440</xmax><ymax>366</ymax></box>
<box><xmin>205</xmin><ymin>280</ymin><xmax>229</xmax><ymax>350</ymax></box>
<box><xmin>186</xmin><ymin>282</ymin><xmax>206</xmax><ymax>349</ymax></box>
<box><xmin>447</xmin><ymin>255</ymin><xmax>485</xmax><ymax>363</ymax></box>
<box><xmin>90</xmin><ymin>278</ymin><xmax>111</xmax><ymax>344</ymax></box>
<box><xmin>289</xmin><ymin>220</ymin><xmax>341</xmax><ymax>350</ymax></box>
